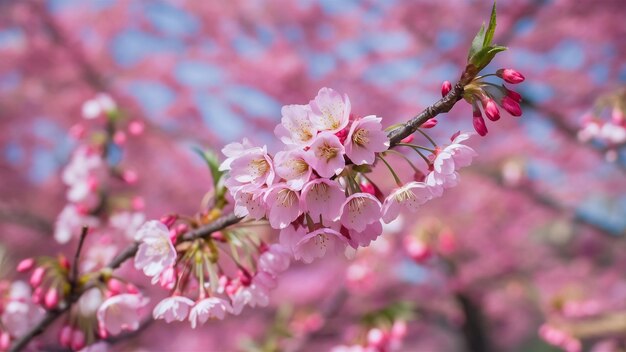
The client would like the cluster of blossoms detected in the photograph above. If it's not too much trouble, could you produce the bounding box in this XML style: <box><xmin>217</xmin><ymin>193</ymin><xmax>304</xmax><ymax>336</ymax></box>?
<box><xmin>222</xmin><ymin>87</ymin><xmax>476</xmax><ymax>264</ymax></box>
<box><xmin>55</xmin><ymin>93</ymin><xmax>146</xmax><ymax>245</ymax></box>
<box><xmin>0</xmin><ymin>280</ymin><xmax>45</xmax><ymax>350</ymax></box>
<box><xmin>446</xmin><ymin>68</ymin><xmax>525</xmax><ymax>136</ymax></box>
<box><xmin>130</xmin><ymin>87</ymin><xmax>478</xmax><ymax>329</ymax></box>
<box><xmin>133</xmin><ymin>218</ymin><xmax>291</xmax><ymax>328</ymax></box>
<box><xmin>539</xmin><ymin>324</ymin><xmax>581</xmax><ymax>352</ymax></box>
<box><xmin>332</xmin><ymin>320</ymin><xmax>408</xmax><ymax>352</ymax></box>
<box><xmin>578</xmin><ymin>90</ymin><xmax>626</xmax><ymax>162</ymax></box>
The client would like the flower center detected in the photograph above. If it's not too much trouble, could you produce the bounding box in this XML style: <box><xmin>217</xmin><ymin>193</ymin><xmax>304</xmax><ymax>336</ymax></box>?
<box><xmin>352</xmin><ymin>128</ymin><xmax>369</xmax><ymax>146</ymax></box>
<box><xmin>318</xmin><ymin>143</ymin><xmax>338</xmax><ymax>161</ymax></box>
<box><xmin>250</xmin><ymin>158</ymin><xmax>269</xmax><ymax>177</ymax></box>
<box><xmin>277</xmin><ymin>189</ymin><xmax>297</xmax><ymax>207</ymax></box>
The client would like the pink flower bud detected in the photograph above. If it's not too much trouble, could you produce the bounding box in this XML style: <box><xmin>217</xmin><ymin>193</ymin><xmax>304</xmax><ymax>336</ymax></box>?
<box><xmin>44</xmin><ymin>288</ymin><xmax>59</xmax><ymax>309</ymax></box>
<box><xmin>70</xmin><ymin>329</ymin><xmax>86</xmax><ymax>351</ymax></box>
<box><xmin>58</xmin><ymin>255</ymin><xmax>70</xmax><ymax>270</ymax></box>
<box><xmin>0</xmin><ymin>331</ymin><xmax>10</xmax><ymax>351</ymax></box>
<box><xmin>421</xmin><ymin>118</ymin><xmax>438</xmax><ymax>129</ymax></box>
<box><xmin>132</xmin><ymin>196</ymin><xmax>145</xmax><ymax>210</ymax></box>
<box><xmin>128</xmin><ymin>120</ymin><xmax>145</xmax><ymax>136</ymax></box>
<box><xmin>68</xmin><ymin>124</ymin><xmax>86</xmax><ymax>139</ymax></box>
<box><xmin>17</xmin><ymin>258</ymin><xmax>35</xmax><ymax>272</ymax></box>
<box><xmin>107</xmin><ymin>278</ymin><xmax>124</xmax><ymax>295</ymax></box>
<box><xmin>472</xmin><ymin>109</ymin><xmax>488</xmax><ymax>137</ymax></box>
<box><xmin>113</xmin><ymin>131</ymin><xmax>127</xmax><ymax>145</ymax></box>
<box><xmin>497</xmin><ymin>68</ymin><xmax>525</xmax><ymax>84</ymax></box>
<box><xmin>160</xmin><ymin>214</ymin><xmax>178</xmax><ymax>228</ymax></box>
<box><xmin>126</xmin><ymin>283</ymin><xmax>139</xmax><ymax>294</ymax></box>
<box><xmin>122</xmin><ymin>170</ymin><xmax>138</xmax><ymax>184</ymax></box>
<box><xmin>400</xmin><ymin>135</ymin><xmax>414</xmax><ymax>144</ymax></box>
<box><xmin>501</xmin><ymin>96</ymin><xmax>523</xmax><ymax>117</ymax></box>
<box><xmin>405</xmin><ymin>237</ymin><xmax>432</xmax><ymax>263</ymax></box>
<box><xmin>481</xmin><ymin>97</ymin><xmax>500</xmax><ymax>121</ymax></box>
<box><xmin>441</xmin><ymin>80</ymin><xmax>452</xmax><ymax>97</ymax></box>
<box><xmin>505</xmin><ymin>87</ymin><xmax>522</xmax><ymax>102</ymax></box>
<box><xmin>59</xmin><ymin>325</ymin><xmax>73</xmax><ymax>347</ymax></box>
<box><xmin>30</xmin><ymin>267</ymin><xmax>45</xmax><ymax>287</ymax></box>
<box><xmin>391</xmin><ymin>320</ymin><xmax>407</xmax><ymax>339</ymax></box>
<box><xmin>32</xmin><ymin>286</ymin><xmax>43</xmax><ymax>304</ymax></box>
<box><xmin>334</xmin><ymin>127</ymin><xmax>349</xmax><ymax>144</ymax></box>
<box><xmin>360</xmin><ymin>182</ymin><xmax>376</xmax><ymax>196</ymax></box>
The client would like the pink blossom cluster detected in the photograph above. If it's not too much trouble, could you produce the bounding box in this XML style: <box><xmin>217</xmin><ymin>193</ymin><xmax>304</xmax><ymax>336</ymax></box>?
<box><xmin>539</xmin><ymin>324</ymin><xmax>581</xmax><ymax>352</ymax></box>
<box><xmin>578</xmin><ymin>101</ymin><xmax>626</xmax><ymax>162</ymax></box>
<box><xmin>55</xmin><ymin>93</ymin><xmax>146</xmax><ymax>244</ymax></box>
<box><xmin>332</xmin><ymin>320</ymin><xmax>408</xmax><ymax>352</ymax></box>
<box><xmin>0</xmin><ymin>281</ymin><xmax>45</xmax><ymax>350</ymax></box>
<box><xmin>221</xmin><ymin>87</ymin><xmax>476</xmax><ymax>264</ymax></box>
<box><xmin>133</xmin><ymin>219</ymin><xmax>292</xmax><ymax>327</ymax></box>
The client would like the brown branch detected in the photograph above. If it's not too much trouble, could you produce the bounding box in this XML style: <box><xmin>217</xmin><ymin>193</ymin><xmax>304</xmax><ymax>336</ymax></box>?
<box><xmin>0</xmin><ymin>204</ymin><xmax>54</xmax><ymax>236</ymax></box>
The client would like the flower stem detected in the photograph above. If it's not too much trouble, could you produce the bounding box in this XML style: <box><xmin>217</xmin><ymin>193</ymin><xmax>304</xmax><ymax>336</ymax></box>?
<box><xmin>377</xmin><ymin>154</ymin><xmax>402</xmax><ymax>186</ymax></box>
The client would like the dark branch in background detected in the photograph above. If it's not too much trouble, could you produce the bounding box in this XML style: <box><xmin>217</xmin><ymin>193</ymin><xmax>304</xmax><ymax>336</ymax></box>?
<box><xmin>456</xmin><ymin>293</ymin><xmax>491</xmax><ymax>352</ymax></box>
<box><xmin>0</xmin><ymin>203</ymin><xmax>54</xmax><ymax>236</ymax></box>
<box><xmin>71</xmin><ymin>227</ymin><xmax>89</xmax><ymax>285</ymax></box>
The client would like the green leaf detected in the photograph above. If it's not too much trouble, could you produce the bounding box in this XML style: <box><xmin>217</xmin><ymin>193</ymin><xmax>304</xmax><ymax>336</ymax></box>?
<box><xmin>467</xmin><ymin>23</ymin><xmax>486</xmax><ymax>60</ymax></box>
<box><xmin>483</xmin><ymin>2</ymin><xmax>497</xmax><ymax>47</ymax></box>
<box><xmin>470</xmin><ymin>45</ymin><xmax>508</xmax><ymax>71</ymax></box>
<box><xmin>192</xmin><ymin>147</ymin><xmax>225</xmax><ymax>190</ymax></box>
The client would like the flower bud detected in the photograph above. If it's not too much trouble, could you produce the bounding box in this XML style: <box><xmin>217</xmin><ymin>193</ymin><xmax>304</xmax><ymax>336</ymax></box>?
<box><xmin>160</xmin><ymin>214</ymin><xmax>178</xmax><ymax>228</ymax></box>
<box><xmin>497</xmin><ymin>68</ymin><xmax>525</xmax><ymax>84</ymax></box>
<box><xmin>481</xmin><ymin>97</ymin><xmax>500</xmax><ymax>121</ymax></box>
<box><xmin>0</xmin><ymin>331</ymin><xmax>10</xmax><ymax>351</ymax></box>
<box><xmin>405</xmin><ymin>237</ymin><xmax>432</xmax><ymax>263</ymax></box>
<box><xmin>32</xmin><ymin>286</ymin><xmax>43</xmax><ymax>304</ymax></box>
<box><xmin>59</xmin><ymin>325</ymin><xmax>73</xmax><ymax>347</ymax></box>
<box><xmin>441</xmin><ymin>81</ymin><xmax>452</xmax><ymax>97</ymax></box>
<box><xmin>107</xmin><ymin>278</ymin><xmax>124</xmax><ymax>295</ymax></box>
<box><xmin>44</xmin><ymin>288</ymin><xmax>59</xmax><ymax>309</ymax></box>
<box><xmin>501</xmin><ymin>96</ymin><xmax>523</xmax><ymax>117</ymax></box>
<box><xmin>30</xmin><ymin>267</ymin><xmax>45</xmax><ymax>287</ymax></box>
<box><xmin>58</xmin><ymin>255</ymin><xmax>70</xmax><ymax>270</ymax></box>
<box><xmin>17</xmin><ymin>258</ymin><xmax>35</xmax><ymax>272</ymax></box>
<box><xmin>504</xmin><ymin>87</ymin><xmax>522</xmax><ymax>102</ymax></box>
<box><xmin>421</xmin><ymin>118</ymin><xmax>438</xmax><ymax>129</ymax></box>
<box><xmin>70</xmin><ymin>329</ymin><xmax>86</xmax><ymax>351</ymax></box>
<box><xmin>472</xmin><ymin>107</ymin><xmax>488</xmax><ymax>137</ymax></box>
<box><xmin>113</xmin><ymin>131</ymin><xmax>127</xmax><ymax>145</ymax></box>
<box><xmin>128</xmin><ymin>120</ymin><xmax>145</xmax><ymax>136</ymax></box>
<box><xmin>400</xmin><ymin>135</ymin><xmax>414</xmax><ymax>144</ymax></box>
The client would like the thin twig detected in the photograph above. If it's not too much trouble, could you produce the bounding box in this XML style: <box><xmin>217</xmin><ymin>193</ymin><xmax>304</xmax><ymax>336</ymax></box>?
<box><xmin>71</xmin><ymin>226</ymin><xmax>89</xmax><ymax>286</ymax></box>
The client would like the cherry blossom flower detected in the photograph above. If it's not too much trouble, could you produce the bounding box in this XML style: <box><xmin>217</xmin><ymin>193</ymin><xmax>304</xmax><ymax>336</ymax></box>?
<box><xmin>381</xmin><ymin>182</ymin><xmax>433</xmax><ymax>223</ymax></box>
<box><xmin>347</xmin><ymin>220</ymin><xmax>383</xmax><ymax>248</ymax></box>
<box><xmin>263</xmin><ymin>184</ymin><xmax>302</xmax><ymax>229</ymax></box>
<box><xmin>294</xmin><ymin>227</ymin><xmax>348</xmax><ymax>263</ymax></box>
<box><xmin>232</xmin><ymin>189</ymin><xmax>266</xmax><ymax>220</ymax></box>
<box><xmin>274</xmin><ymin>104</ymin><xmax>317</xmax><ymax>147</ymax></box>
<box><xmin>224</xmin><ymin>145</ymin><xmax>275</xmax><ymax>191</ymax></box>
<box><xmin>54</xmin><ymin>205</ymin><xmax>99</xmax><ymax>244</ymax></box>
<box><xmin>219</xmin><ymin>138</ymin><xmax>254</xmax><ymax>171</ymax></box>
<box><xmin>134</xmin><ymin>221</ymin><xmax>177</xmax><ymax>283</ymax></box>
<box><xmin>189</xmin><ymin>297</ymin><xmax>232</xmax><ymax>328</ymax></box>
<box><xmin>273</xmin><ymin>149</ymin><xmax>312</xmax><ymax>190</ymax></box>
<box><xmin>81</xmin><ymin>93</ymin><xmax>116</xmax><ymax>119</ymax></box>
<box><xmin>344</xmin><ymin>115</ymin><xmax>389</xmax><ymax>165</ymax></box>
<box><xmin>305</xmin><ymin>132</ymin><xmax>346</xmax><ymax>177</ymax></box>
<box><xmin>309</xmin><ymin>87</ymin><xmax>351</xmax><ymax>133</ymax></box>
<box><xmin>300</xmin><ymin>178</ymin><xmax>345</xmax><ymax>225</ymax></box>
<box><xmin>1</xmin><ymin>282</ymin><xmax>45</xmax><ymax>337</ymax></box>
<box><xmin>109</xmin><ymin>211</ymin><xmax>146</xmax><ymax>240</ymax></box>
<box><xmin>153</xmin><ymin>296</ymin><xmax>195</xmax><ymax>323</ymax></box>
<box><xmin>340</xmin><ymin>193</ymin><xmax>382</xmax><ymax>232</ymax></box>
<box><xmin>257</xmin><ymin>244</ymin><xmax>291</xmax><ymax>276</ymax></box>
<box><xmin>97</xmin><ymin>293</ymin><xmax>149</xmax><ymax>335</ymax></box>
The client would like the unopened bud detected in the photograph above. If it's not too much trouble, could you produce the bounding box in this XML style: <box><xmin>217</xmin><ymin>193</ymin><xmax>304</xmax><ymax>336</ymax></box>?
<box><xmin>497</xmin><ymin>68</ymin><xmax>525</xmax><ymax>84</ymax></box>
<box><xmin>17</xmin><ymin>258</ymin><xmax>35</xmax><ymax>272</ymax></box>
<box><xmin>472</xmin><ymin>108</ymin><xmax>488</xmax><ymax>137</ymax></box>
<box><xmin>30</xmin><ymin>267</ymin><xmax>45</xmax><ymax>287</ymax></box>
<box><xmin>59</xmin><ymin>325</ymin><xmax>73</xmax><ymax>347</ymax></box>
<box><xmin>481</xmin><ymin>97</ymin><xmax>500</xmax><ymax>121</ymax></box>
<box><xmin>441</xmin><ymin>81</ymin><xmax>452</xmax><ymax>97</ymax></box>
<box><xmin>128</xmin><ymin>120</ymin><xmax>145</xmax><ymax>136</ymax></box>
<box><xmin>501</xmin><ymin>96</ymin><xmax>523</xmax><ymax>117</ymax></box>
<box><xmin>421</xmin><ymin>118</ymin><xmax>438</xmax><ymax>129</ymax></box>
<box><xmin>160</xmin><ymin>214</ymin><xmax>178</xmax><ymax>228</ymax></box>
<box><xmin>400</xmin><ymin>135</ymin><xmax>414</xmax><ymax>144</ymax></box>
<box><xmin>44</xmin><ymin>288</ymin><xmax>59</xmax><ymax>309</ymax></box>
<box><xmin>70</xmin><ymin>329</ymin><xmax>86</xmax><ymax>351</ymax></box>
